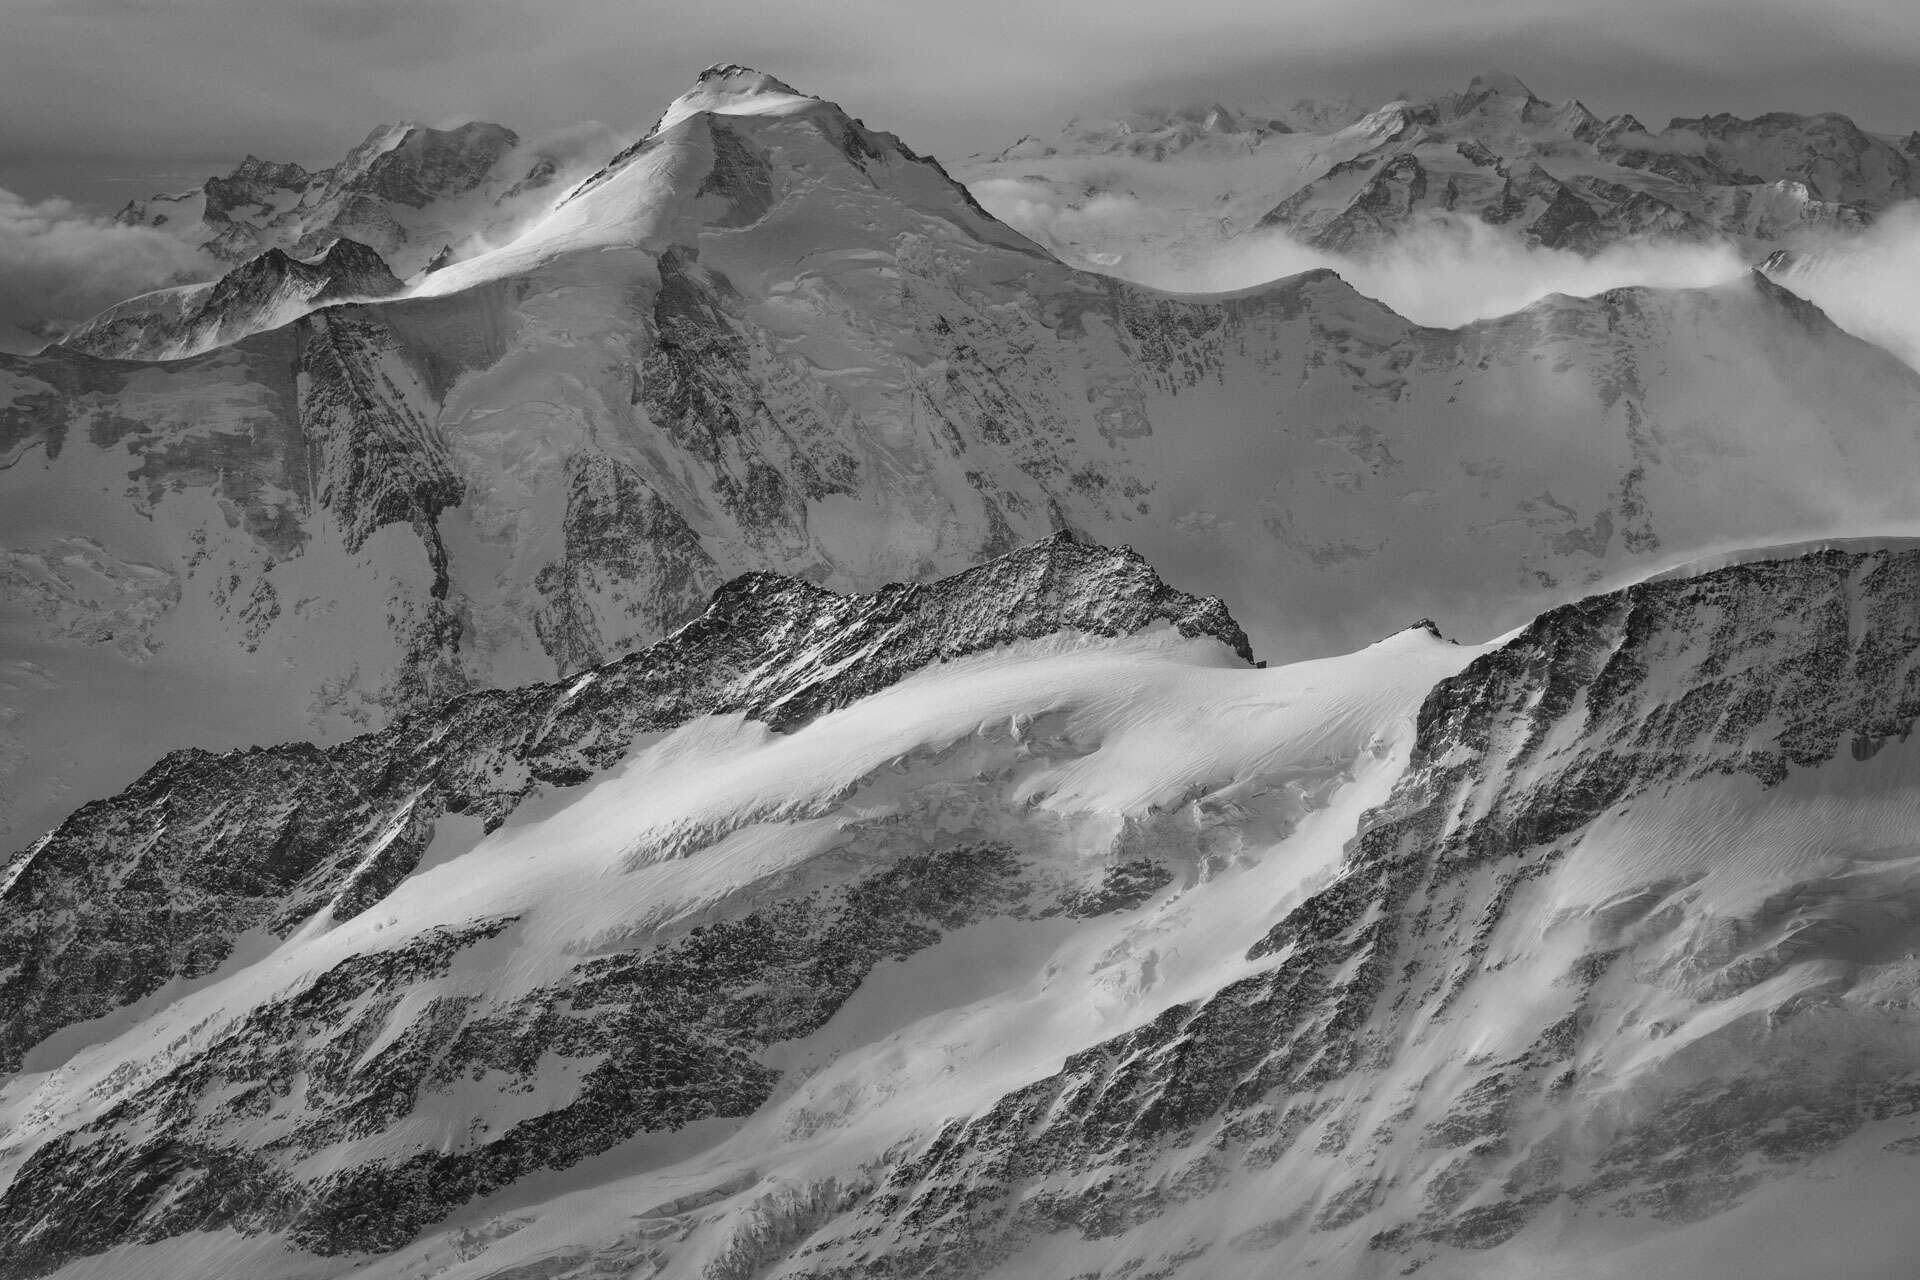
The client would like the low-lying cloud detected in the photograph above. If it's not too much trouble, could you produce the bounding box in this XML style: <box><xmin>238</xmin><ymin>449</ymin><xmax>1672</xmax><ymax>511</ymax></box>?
<box><xmin>972</xmin><ymin>177</ymin><xmax>1920</xmax><ymax>385</ymax></box>
<box><xmin>1223</xmin><ymin>217</ymin><xmax>1749</xmax><ymax>328</ymax></box>
<box><xmin>1771</xmin><ymin>203</ymin><xmax>1920</xmax><ymax>375</ymax></box>
<box><xmin>0</xmin><ymin>187</ymin><xmax>211</xmax><ymax>353</ymax></box>
<box><xmin>971</xmin><ymin>177</ymin><xmax>1751</xmax><ymax>327</ymax></box>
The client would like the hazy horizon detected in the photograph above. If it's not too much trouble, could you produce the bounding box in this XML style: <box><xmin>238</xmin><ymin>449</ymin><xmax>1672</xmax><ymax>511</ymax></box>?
<box><xmin>8</xmin><ymin>0</ymin><xmax>1920</xmax><ymax>209</ymax></box>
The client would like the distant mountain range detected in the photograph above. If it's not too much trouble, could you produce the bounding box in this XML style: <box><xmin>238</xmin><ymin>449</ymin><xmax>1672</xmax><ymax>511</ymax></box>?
<box><xmin>959</xmin><ymin>70</ymin><xmax>1920</xmax><ymax>274</ymax></box>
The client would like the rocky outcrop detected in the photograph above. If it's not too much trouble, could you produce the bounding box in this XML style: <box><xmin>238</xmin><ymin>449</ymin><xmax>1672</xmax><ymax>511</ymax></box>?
<box><xmin>0</xmin><ymin>846</ymin><xmax>1031</xmax><ymax>1268</ymax></box>
<box><xmin>62</xmin><ymin>238</ymin><xmax>404</xmax><ymax>361</ymax></box>
<box><xmin>1262</xmin><ymin>152</ymin><xmax>1433</xmax><ymax>251</ymax></box>
<box><xmin>112</xmin><ymin>119</ymin><xmax>547</xmax><ymax>278</ymax></box>
<box><xmin>0</xmin><ymin>532</ymin><xmax>1247</xmax><ymax>1078</ymax></box>
<box><xmin>742</xmin><ymin>545</ymin><xmax>1920</xmax><ymax>1275</ymax></box>
<box><xmin>1641</xmin><ymin>111</ymin><xmax>1916</xmax><ymax>209</ymax></box>
<box><xmin>200</xmin><ymin>155</ymin><xmax>313</xmax><ymax>223</ymax></box>
<box><xmin>0</xmin><ymin>532</ymin><xmax>1249</xmax><ymax>1276</ymax></box>
<box><xmin>14</xmin><ymin>543</ymin><xmax>1920</xmax><ymax>1277</ymax></box>
<box><xmin>327</xmin><ymin>122</ymin><xmax>519</xmax><ymax>213</ymax></box>
<box><xmin>981</xmin><ymin>71</ymin><xmax>1911</xmax><ymax>260</ymax></box>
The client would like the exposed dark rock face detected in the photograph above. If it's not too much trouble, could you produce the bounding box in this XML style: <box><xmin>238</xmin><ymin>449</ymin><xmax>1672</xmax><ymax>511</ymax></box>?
<box><xmin>7</xmin><ymin>535</ymin><xmax>1920</xmax><ymax>1274</ymax></box>
<box><xmin>532</xmin><ymin>452</ymin><xmax>724</xmax><ymax>673</ymax></box>
<box><xmin>1212</xmin><ymin>77</ymin><xmax>1902</xmax><ymax>254</ymax></box>
<box><xmin>636</xmin><ymin>248</ymin><xmax>851</xmax><ymax>536</ymax></box>
<box><xmin>701</xmin><ymin>119</ymin><xmax>776</xmax><ymax>227</ymax></box>
<box><xmin>0</xmin><ymin>532</ymin><xmax>1246</xmax><ymax>1077</ymax></box>
<box><xmin>726</xmin><ymin>546</ymin><xmax>1920</xmax><ymax>1275</ymax></box>
<box><xmin>0</xmin><ymin>533</ymin><xmax>1243</xmax><ymax>1277</ymax></box>
<box><xmin>1262</xmin><ymin>152</ymin><xmax>1432</xmax><ymax>252</ymax></box>
<box><xmin>111</xmin><ymin>119</ymin><xmax>526</xmax><ymax>280</ymax></box>
<box><xmin>0</xmin><ymin>846</ymin><xmax>1029</xmax><ymax>1267</ymax></box>
<box><xmin>62</xmin><ymin>238</ymin><xmax>404</xmax><ymax>361</ymax></box>
<box><xmin>295</xmin><ymin>307</ymin><xmax>457</xmax><ymax>559</ymax></box>
<box><xmin>321</xmin><ymin>122</ymin><xmax>520</xmax><ymax>214</ymax></box>
<box><xmin>201</xmin><ymin>155</ymin><xmax>313</xmax><ymax>223</ymax></box>
<box><xmin>1642</xmin><ymin>111</ymin><xmax>1914</xmax><ymax>208</ymax></box>
<box><xmin>1263</xmin><ymin>145</ymin><xmax>1713</xmax><ymax>254</ymax></box>
<box><xmin>0</xmin><ymin>347</ymin><xmax>133</xmax><ymax>465</ymax></box>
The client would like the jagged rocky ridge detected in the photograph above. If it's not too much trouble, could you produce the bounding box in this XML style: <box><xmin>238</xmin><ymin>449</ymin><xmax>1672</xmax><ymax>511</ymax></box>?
<box><xmin>0</xmin><ymin>532</ymin><xmax>1256</xmax><ymax>1276</ymax></box>
<box><xmin>736</xmin><ymin>543</ymin><xmax>1920</xmax><ymax>1277</ymax></box>
<box><xmin>8</xmin><ymin>543</ymin><xmax>1920</xmax><ymax>1277</ymax></box>
<box><xmin>0</xmin><ymin>530</ymin><xmax>1242</xmax><ymax>1072</ymax></box>
<box><xmin>114</xmin><ymin>121</ymin><xmax>536</xmax><ymax>273</ymax></box>
<box><xmin>964</xmin><ymin>70</ymin><xmax>1911</xmax><ymax>265</ymax></box>
<box><xmin>63</xmin><ymin>117</ymin><xmax>586</xmax><ymax>360</ymax></box>
<box><xmin>59</xmin><ymin>238</ymin><xmax>405</xmax><ymax>361</ymax></box>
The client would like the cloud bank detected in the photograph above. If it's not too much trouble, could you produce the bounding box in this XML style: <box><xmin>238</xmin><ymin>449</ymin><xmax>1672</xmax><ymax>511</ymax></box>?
<box><xmin>0</xmin><ymin>187</ymin><xmax>211</xmax><ymax>352</ymax></box>
<box><xmin>1773</xmin><ymin>204</ymin><xmax>1920</xmax><ymax>376</ymax></box>
<box><xmin>971</xmin><ymin>178</ymin><xmax>1752</xmax><ymax>328</ymax></box>
<box><xmin>972</xmin><ymin>178</ymin><xmax>1920</xmax><ymax>383</ymax></box>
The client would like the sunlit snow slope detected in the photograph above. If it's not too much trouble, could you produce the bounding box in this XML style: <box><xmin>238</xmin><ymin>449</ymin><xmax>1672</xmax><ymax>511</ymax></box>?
<box><xmin>11</xmin><ymin>538</ymin><xmax>1920</xmax><ymax>1279</ymax></box>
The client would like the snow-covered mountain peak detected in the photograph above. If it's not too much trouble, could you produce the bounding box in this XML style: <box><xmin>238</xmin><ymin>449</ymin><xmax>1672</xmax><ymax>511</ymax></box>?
<box><xmin>693</xmin><ymin>61</ymin><xmax>807</xmax><ymax>96</ymax></box>
<box><xmin>649</xmin><ymin>62</ymin><xmax>823</xmax><ymax>138</ymax></box>
<box><xmin>338</xmin><ymin>119</ymin><xmax>420</xmax><ymax>164</ymax></box>
<box><xmin>964</xmin><ymin>67</ymin><xmax>1920</xmax><ymax>271</ymax></box>
<box><xmin>430</xmin><ymin>61</ymin><xmax>1046</xmax><ymax>294</ymax></box>
<box><xmin>1196</xmin><ymin>102</ymin><xmax>1242</xmax><ymax>132</ymax></box>
<box><xmin>1343</xmin><ymin>99</ymin><xmax>1426</xmax><ymax>142</ymax></box>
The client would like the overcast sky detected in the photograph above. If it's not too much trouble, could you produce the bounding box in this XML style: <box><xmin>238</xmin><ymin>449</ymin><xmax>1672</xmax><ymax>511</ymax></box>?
<box><xmin>6</xmin><ymin>0</ymin><xmax>1920</xmax><ymax>204</ymax></box>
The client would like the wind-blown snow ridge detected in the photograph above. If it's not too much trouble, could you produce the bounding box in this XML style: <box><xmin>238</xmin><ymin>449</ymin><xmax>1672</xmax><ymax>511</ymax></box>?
<box><xmin>1640</xmin><ymin>534</ymin><xmax>1920</xmax><ymax>583</ymax></box>
<box><xmin>649</xmin><ymin>64</ymin><xmax>821</xmax><ymax>138</ymax></box>
<box><xmin>0</xmin><ymin>531</ymin><xmax>1247</xmax><ymax>1073</ymax></box>
<box><xmin>0</xmin><ymin>528</ymin><xmax>1458</xmax><ymax>1277</ymax></box>
<box><xmin>59</xmin><ymin>237</ymin><xmax>405</xmax><ymax>361</ymax></box>
<box><xmin>11</xmin><ymin>543</ymin><xmax>1920</xmax><ymax>1277</ymax></box>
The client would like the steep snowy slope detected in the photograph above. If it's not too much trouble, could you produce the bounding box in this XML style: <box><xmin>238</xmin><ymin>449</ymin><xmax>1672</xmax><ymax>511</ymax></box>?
<box><xmin>0</xmin><ymin>535</ymin><xmax>1297</xmax><ymax>1276</ymax></box>
<box><xmin>9</xmin><ymin>65</ymin><xmax>1920</xmax><ymax>848</ymax></box>
<box><xmin>959</xmin><ymin>71</ymin><xmax>1908</xmax><ymax>279</ymax></box>
<box><xmin>11</xmin><ymin>539</ymin><xmax>1920</xmax><ymax>1279</ymax></box>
